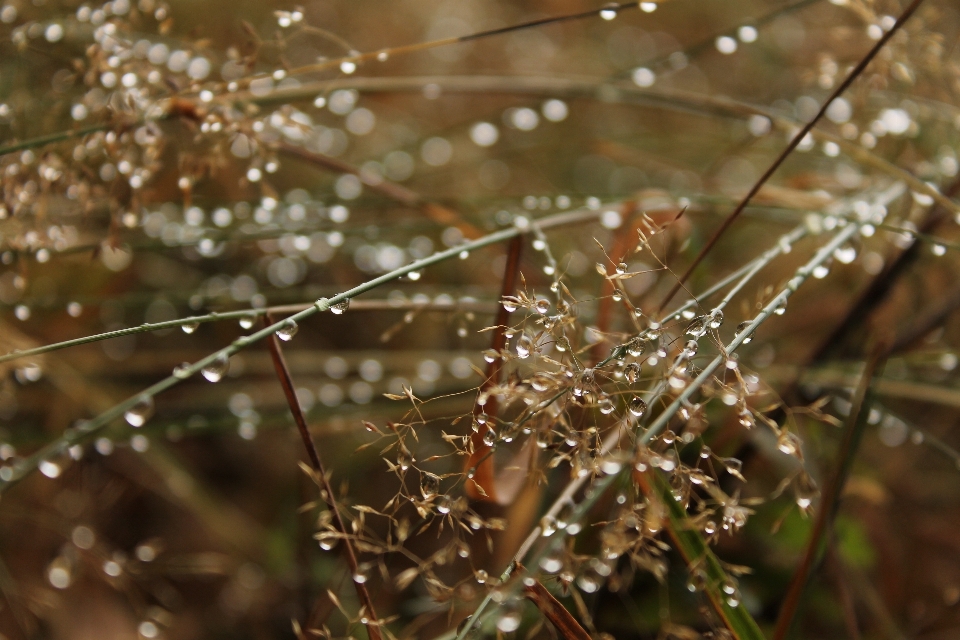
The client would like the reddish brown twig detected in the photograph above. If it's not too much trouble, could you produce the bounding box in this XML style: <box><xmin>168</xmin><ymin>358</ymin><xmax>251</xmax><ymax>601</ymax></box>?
<box><xmin>659</xmin><ymin>0</ymin><xmax>929</xmax><ymax>310</ymax></box>
<box><xmin>519</xmin><ymin>567</ymin><xmax>592</xmax><ymax>640</ymax></box>
<box><xmin>465</xmin><ymin>235</ymin><xmax>524</xmax><ymax>502</ymax></box>
<box><xmin>266</xmin><ymin>321</ymin><xmax>383</xmax><ymax>640</ymax></box>
<box><xmin>278</xmin><ymin>141</ymin><xmax>482</xmax><ymax>239</ymax></box>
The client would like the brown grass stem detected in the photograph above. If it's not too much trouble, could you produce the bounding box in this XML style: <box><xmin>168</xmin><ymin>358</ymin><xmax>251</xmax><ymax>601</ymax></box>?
<box><xmin>266</xmin><ymin>319</ymin><xmax>383</xmax><ymax>640</ymax></box>
<box><xmin>519</xmin><ymin>566</ymin><xmax>592</xmax><ymax>640</ymax></box>
<box><xmin>466</xmin><ymin>235</ymin><xmax>524</xmax><ymax>502</ymax></box>
<box><xmin>659</xmin><ymin>0</ymin><xmax>928</xmax><ymax>310</ymax></box>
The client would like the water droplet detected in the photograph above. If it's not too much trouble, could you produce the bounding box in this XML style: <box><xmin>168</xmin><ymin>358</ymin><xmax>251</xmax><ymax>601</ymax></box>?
<box><xmin>496</xmin><ymin>602</ymin><xmax>523</xmax><ymax>633</ymax></box>
<box><xmin>173</xmin><ymin>362</ymin><xmax>192</xmax><ymax>379</ymax></box>
<box><xmin>774</xmin><ymin>300</ymin><xmax>787</xmax><ymax>315</ymax></box>
<box><xmin>598</xmin><ymin>397</ymin><xmax>615</xmax><ymax>415</ymax></box>
<box><xmin>624</xmin><ymin>362</ymin><xmax>641</xmax><ymax>384</ymax></box>
<box><xmin>420</xmin><ymin>473</ymin><xmax>440</xmax><ymax>499</ymax></box>
<box><xmin>735</xmin><ymin>321</ymin><xmax>753</xmax><ymax>343</ymax></box>
<box><xmin>540</xmin><ymin>514</ymin><xmax>558</xmax><ymax>536</ymax></box>
<box><xmin>48</xmin><ymin>561</ymin><xmax>71</xmax><ymax>589</ymax></box>
<box><xmin>124</xmin><ymin>395</ymin><xmax>155</xmax><ymax>427</ymax></box>
<box><xmin>686</xmin><ymin>569</ymin><xmax>708</xmax><ymax>592</ymax></box>
<box><xmin>722</xmin><ymin>576</ymin><xmax>738</xmax><ymax>595</ymax></box>
<box><xmin>708</xmin><ymin>309</ymin><xmax>724</xmax><ymax>329</ymax></box>
<box><xmin>777</xmin><ymin>431</ymin><xmax>801</xmax><ymax>456</ymax></box>
<box><xmin>627</xmin><ymin>339</ymin><xmax>646</xmax><ymax>358</ymax></box>
<box><xmin>539</xmin><ymin>551</ymin><xmax>563</xmax><ymax>573</ymax></box>
<box><xmin>683</xmin><ymin>340</ymin><xmax>699</xmax><ymax>358</ymax></box>
<box><xmin>483</xmin><ymin>349</ymin><xmax>499</xmax><ymax>363</ymax></box>
<box><xmin>629</xmin><ymin>396</ymin><xmax>647</xmax><ymax>417</ymax></box>
<box><xmin>437</xmin><ymin>495</ymin><xmax>454</xmax><ymax>514</ymax></box>
<box><xmin>331</xmin><ymin>300</ymin><xmax>350</xmax><ymax>315</ymax></box>
<box><xmin>39</xmin><ymin>460</ymin><xmax>61</xmax><ymax>478</ymax></box>
<box><xmin>502</xmin><ymin>299</ymin><xmax>518</xmax><ymax>313</ymax></box>
<box><xmin>516</xmin><ymin>334</ymin><xmax>534</xmax><ymax>359</ymax></box>
<box><xmin>352</xmin><ymin>565</ymin><xmax>369</xmax><ymax>583</ymax></box>
<box><xmin>181</xmin><ymin>321</ymin><xmax>199</xmax><ymax>334</ymax></box>
<box><xmin>685</xmin><ymin>315</ymin><xmax>707</xmax><ymax>337</ymax></box>
<box><xmin>834</xmin><ymin>244</ymin><xmax>857</xmax><ymax>264</ymax></box>
<box><xmin>616</xmin><ymin>262</ymin><xmax>628</xmax><ymax>274</ymax></box>
<box><xmin>238</xmin><ymin>313</ymin><xmax>256</xmax><ymax>329</ymax></box>
<box><xmin>276</xmin><ymin>320</ymin><xmax>299</xmax><ymax>341</ymax></box>
<box><xmin>535</xmin><ymin>299</ymin><xmax>550</xmax><ymax>314</ymax></box>
<box><xmin>727</xmin><ymin>590</ymin><xmax>742</xmax><ymax>607</ymax></box>
<box><xmin>201</xmin><ymin>353</ymin><xmax>229</xmax><ymax>382</ymax></box>
<box><xmin>482</xmin><ymin>429</ymin><xmax>497</xmax><ymax>447</ymax></box>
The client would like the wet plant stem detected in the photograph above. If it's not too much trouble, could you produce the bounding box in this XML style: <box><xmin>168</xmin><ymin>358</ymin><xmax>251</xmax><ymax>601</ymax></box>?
<box><xmin>266</xmin><ymin>319</ymin><xmax>382</xmax><ymax>640</ymax></box>
<box><xmin>0</xmin><ymin>299</ymin><xmax>498</xmax><ymax>366</ymax></box>
<box><xmin>659</xmin><ymin>0</ymin><xmax>929</xmax><ymax>309</ymax></box>
<box><xmin>466</xmin><ymin>235</ymin><xmax>523</xmax><ymax>502</ymax></box>
<box><xmin>0</xmin><ymin>208</ymin><xmax>601</xmax><ymax>494</ymax></box>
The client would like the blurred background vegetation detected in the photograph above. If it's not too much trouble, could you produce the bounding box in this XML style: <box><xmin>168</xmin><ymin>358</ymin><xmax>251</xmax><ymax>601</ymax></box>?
<box><xmin>1</xmin><ymin>0</ymin><xmax>960</xmax><ymax>638</ymax></box>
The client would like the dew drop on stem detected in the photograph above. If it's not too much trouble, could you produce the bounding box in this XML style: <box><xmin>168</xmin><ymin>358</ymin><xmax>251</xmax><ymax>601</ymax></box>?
<box><xmin>436</xmin><ymin>495</ymin><xmax>453</xmax><ymax>514</ymax></box>
<box><xmin>629</xmin><ymin>396</ymin><xmax>647</xmax><ymax>417</ymax></box>
<box><xmin>627</xmin><ymin>339</ymin><xmax>645</xmax><ymax>358</ymax></box>
<box><xmin>420</xmin><ymin>472</ymin><xmax>440</xmax><ymax>499</ymax></box>
<box><xmin>598</xmin><ymin>397</ymin><xmax>615</xmax><ymax>415</ymax></box>
<box><xmin>496</xmin><ymin>601</ymin><xmax>523</xmax><ymax>633</ymax></box>
<box><xmin>238</xmin><ymin>313</ymin><xmax>256</xmax><ymax>330</ymax></box>
<box><xmin>124</xmin><ymin>395</ymin><xmax>155</xmax><ymax>427</ymax></box>
<box><xmin>331</xmin><ymin>300</ymin><xmax>350</xmax><ymax>314</ymax></box>
<box><xmin>318</xmin><ymin>536</ymin><xmax>338</xmax><ymax>551</ymax></box>
<box><xmin>276</xmin><ymin>320</ymin><xmax>298</xmax><ymax>341</ymax></box>
<box><xmin>201</xmin><ymin>353</ymin><xmax>228</xmax><ymax>382</ymax></box>
<box><xmin>173</xmin><ymin>362</ymin><xmax>192</xmax><ymax>379</ymax></box>
<box><xmin>181</xmin><ymin>321</ymin><xmax>199</xmax><ymax>334</ymax></box>
<box><xmin>516</xmin><ymin>334</ymin><xmax>533</xmax><ymax>358</ymax></box>
<box><xmin>540</xmin><ymin>514</ymin><xmax>558</xmax><ymax>536</ymax></box>
<box><xmin>708</xmin><ymin>309</ymin><xmax>724</xmax><ymax>329</ymax></box>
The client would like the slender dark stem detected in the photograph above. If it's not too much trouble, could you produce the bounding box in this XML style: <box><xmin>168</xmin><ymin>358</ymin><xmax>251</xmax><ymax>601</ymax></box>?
<box><xmin>466</xmin><ymin>235</ymin><xmax>524</xmax><ymax>502</ymax></box>
<box><xmin>772</xmin><ymin>346</ymin><xmax>888</xmax><ymax>640</ymax></box>
<box><xmin>659</xmin><ymin>0</ymin><xmax>928</xmax><ymax>310</ymax></box>
<box><xmin>266</xmin><ymin>320</ymin><xmax>383</xmax><ymax>640</ymax></box>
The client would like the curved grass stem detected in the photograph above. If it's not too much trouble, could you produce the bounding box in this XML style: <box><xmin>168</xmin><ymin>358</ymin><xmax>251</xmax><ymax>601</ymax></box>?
<box><xmin>0</xmin><ymin>208</ymin><xmax>601</xmax><ymax>494</ymax></box>
<box><xmin>0</xmin><ymin>299</ymin><xmax>498</xmax><ymax>366</ymax></box>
